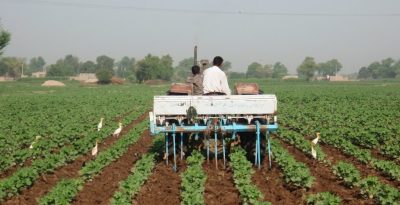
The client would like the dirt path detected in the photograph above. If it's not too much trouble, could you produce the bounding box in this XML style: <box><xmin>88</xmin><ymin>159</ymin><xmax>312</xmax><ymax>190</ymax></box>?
<box><xmin>133</xmin><ymin>160</ymin><xmax>186</xmax><ymax>205</ymax></box>
<box><xmin>72</xmin><ymin>130</ymin><xmax>153</xmax><ymax>205</ymax></box>
<box><xmin>204</xmin><ymin>161</ymin><xmax>241</xmax><ymax>205</ymax></box>
<box><xmin>277</xmin><ymin>139</ymin><xmax>374</xmax><ymax>205</ymax></box>
<box><xmin>321</xmin><ymin>144</ymin><xmax>400</xmax><ymax>188</ymax></box>
<box><xmin>3</xmin><ymin>112</ymin><xmax>148</xmax><ymax>205</ymax></box>
<box><xmin>252</xmin><ymin>157</ymin><xmax>298</xmax><ymax>205</ymax></box>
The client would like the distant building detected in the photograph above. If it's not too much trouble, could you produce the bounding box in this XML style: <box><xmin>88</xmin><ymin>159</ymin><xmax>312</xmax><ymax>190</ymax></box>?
<box><xmin>70</xmin><ymin>73</ymin><xmax>98</xmax><ymax>83</ymax></box>
<box><xmin>0</xmin><ymin>76</ymin><xmax>15</xmax><ymax>82</ymax></box>
<box><xmin>328</xmin><ymin>75</ymin><xmax>349</xmax><ymax>82</ymax></box>
<box><xmin>32</xmin><ymin>71</ymin><xmax>47</xmax><ymax>78</ymax></box>
<box><xmin>70</xmin><ymin>73</ymin><xmax>97</xmax><ymax>81</ymax></box>
<box><xmin>282</xmin><ymin>75</ymin><xmax>298</xmax><ymax>80</ymax></box>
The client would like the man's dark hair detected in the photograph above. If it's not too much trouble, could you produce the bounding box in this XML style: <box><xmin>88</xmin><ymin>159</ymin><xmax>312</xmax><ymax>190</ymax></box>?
<box><xmin>192</xmin><ymin>65</ymin><xmax>200</xmax><ymax>75</ymax></box>
<box><xmin>213</xmin><ymin>56</ymin><xmax>223</xmax><ymax>67</ymax></box>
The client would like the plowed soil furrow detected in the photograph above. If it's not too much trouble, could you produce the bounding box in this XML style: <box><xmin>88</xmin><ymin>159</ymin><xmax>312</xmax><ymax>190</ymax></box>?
<box><xmin>72</xmin><ymin>130</ymin><xmax>153</xmax><ymax>205</ymax></box>
<box><xmin>252</xmin><ymin>158</ymin><xmax>298</xmax><ymax>205</ymax></box>
<box><xmin>370</xmin><ymin>148</ymin><xmax>400</xmax><ymax>166</ymax></box>
<box><xmin>133</xmin><ymin>161</ymin><xmax>186</xmax><ymax>205</ymax></box>
<box><xmin>277</xmin><ymin>139</ymin><xmax>374</xmax><ymax>205</ymax></box>
<box><xmin>2</xmin><ymin>112</ymin><xmax>148</xmax><ymax>205</ymax></box>
<box><xmin>321</xmin><ymin>144</ymin><xmax>400</xmax><ymax>188</ymax></box>
<box><xmin>204</xmin><ymin>161</ymin><xmax>241</xmax><ymax>205</ymax></box>
<box><xmin>0</xmin><ymin>159</ymin><xmax>33</xmax><ymax>180</ymax></box>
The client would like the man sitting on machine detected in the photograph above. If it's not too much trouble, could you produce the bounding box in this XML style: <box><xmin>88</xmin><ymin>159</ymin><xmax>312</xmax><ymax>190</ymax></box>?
<box><xmin>203</xmin><ymin>56</ymin><xmax>231</xmax><ymax>95</ymax></box>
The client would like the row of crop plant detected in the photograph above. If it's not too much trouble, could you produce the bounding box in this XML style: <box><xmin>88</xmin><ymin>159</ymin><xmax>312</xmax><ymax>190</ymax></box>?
<box><xmin>39</xmin><ymin>120</ymin><xmax>148</xmax><ymax>204</ymax></box>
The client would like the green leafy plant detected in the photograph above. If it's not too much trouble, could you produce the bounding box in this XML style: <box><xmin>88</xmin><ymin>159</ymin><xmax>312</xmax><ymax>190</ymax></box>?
<box><xmin>230</xmin><ymin>147</ymin><xmax>271</xmax><ymax>205</ymax></box>
<box><xmin>306</xmin><ymin>192</ymin><xmax>341</xmax><ymax>205</ymax></box>
<box><xmin>270</xmin><ymin>139</ymin><xmax>314</xmax><ymax>189</ymax></box>
<box><xmin>332</xmin><ymin>161</ymin><xmax>361</xmax><ymax>188</ymax></box>
<box><xmin>181</xmin><ymin>150</ymin><xmax>207</xmax><ymax>205</ymax></box>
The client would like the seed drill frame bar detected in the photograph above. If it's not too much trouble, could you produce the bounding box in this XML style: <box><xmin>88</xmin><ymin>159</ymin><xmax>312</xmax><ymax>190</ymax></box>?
<box><xmin>149</xmin><ymin>95</ymin><xmax>278</xmax><ymax>171</ymax></box>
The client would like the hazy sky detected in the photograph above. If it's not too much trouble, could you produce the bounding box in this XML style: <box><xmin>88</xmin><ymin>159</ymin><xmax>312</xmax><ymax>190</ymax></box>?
<box><xmin>0</xmin><ymin>0</ymin><xmax>399</xmax><ymax>74</ymax></box>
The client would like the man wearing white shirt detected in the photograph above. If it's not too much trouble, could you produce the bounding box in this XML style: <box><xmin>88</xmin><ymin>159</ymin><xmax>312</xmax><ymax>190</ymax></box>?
<box><xmin>202</xmin><ymin>56</ymin><xmax>231</xmax><ymax>95</ymax></box>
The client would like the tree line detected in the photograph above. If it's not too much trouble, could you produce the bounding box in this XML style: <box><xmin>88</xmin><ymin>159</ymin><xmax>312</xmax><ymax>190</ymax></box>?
<box><xmin>1</xmin><ymin>29</ymin><xmax>399</xmax><ymax>82</ymax></box>
<box><xmin>358</xmin><ymin>58</ymin><xmax>400</xmax><ymax>79</ymax></box>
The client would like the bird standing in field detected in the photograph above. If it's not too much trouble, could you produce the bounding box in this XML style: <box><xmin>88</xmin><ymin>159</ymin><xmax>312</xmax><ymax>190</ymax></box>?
<box><xmin>310</xmin><ymin>132</ymin><xmax>321</xmax><ymax>159</ymax></box>
<box><xmin>113</xmin><ymin>122</ymin><xmax>123</xmax><ymax>137</ymax></box>
<box><xmin>97</xmin><ymin>117</ymin><xmax>104</xmax><ymax>131</ymax></box>
<box><xmin>29</xmin><ymin>135</ymin><xmax>41</xmax><ymax>149</ymax></box>
<box><xmin>91</xmin><ymin>140</ymin><xmax>99</xmax><ymax>156</ymax></box>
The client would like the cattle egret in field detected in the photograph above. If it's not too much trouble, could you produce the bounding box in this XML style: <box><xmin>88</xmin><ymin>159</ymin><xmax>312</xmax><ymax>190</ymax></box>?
<box><xmin>312</xmin><ymin>132</ymin><xmax>321</xmax><ymax>145</ymax></box>
<box><xmin>310</xmin><ymin>133</ymin><xmax>320</xmax><ymax>159</ymax></box>
<box><xmin>29</xmin><ymin>136</ymin><xmax>41</xmax><ymax>149</ymax></box>
<box><xmin>113</xmin><ymin>122</ymin><xmax>123</xmax><ymax>137</ymax></box>
<box><xmin>91</xmin><ymin>140</ymin><xmax>99</xmax><ymax>156</ymax></box>
<box><xmin>97</xmin><ymin>118</ymin><xmax>104</xmax><ymax>131</ymax></box>
<box><xmin>311</xmin><ymin>144</ymin><xmax>317</xmax><ymax>159</ymax></box>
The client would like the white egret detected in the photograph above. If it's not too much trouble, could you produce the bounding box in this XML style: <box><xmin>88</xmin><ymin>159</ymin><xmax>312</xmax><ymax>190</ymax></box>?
<box><xmin>91</xmin><ymin>140</ymin><xmax>99</xmax><ymax>156</ymax></box>
<box><xmin>113</xmin><ymin>122</ymin><xmax>123</xmax><ymax>137</ymax></box>
<box><xmin>97</xmin><ymin>117</ymin><xmax>104</xmax><ymax>131</ymax></box>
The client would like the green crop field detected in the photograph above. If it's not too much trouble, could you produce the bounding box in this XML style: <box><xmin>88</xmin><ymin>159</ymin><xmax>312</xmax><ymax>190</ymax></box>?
<box><xmin>0</xmin><ymin>80</ymin><xmax>399</xmax><ymax>205</ymax></box>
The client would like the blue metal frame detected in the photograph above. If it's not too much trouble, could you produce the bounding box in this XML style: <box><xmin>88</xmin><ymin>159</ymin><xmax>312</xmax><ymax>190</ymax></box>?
<box><xmin>150</xmin><ymin>123</ymin><xmax>278</xmax><ymax>135</ymax></box>
<box><xmin>155</xmin><ymin>120</ymin><xmax>278</xmax><ymax>171</ymax></box>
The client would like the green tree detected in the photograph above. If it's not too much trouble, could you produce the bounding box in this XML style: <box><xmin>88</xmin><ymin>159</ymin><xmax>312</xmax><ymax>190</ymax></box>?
<box><xmin>378</xmin><ymin>58</ymin><xmax>396</xmax><ymax>78</ymax></box>
<box><xmin>229</xmin><ymin>71</ymin><xmax>246</xmax><ymax>79</ymax></box>
<box><xmin>395</xmin><ymin>60</ymin><xmax>400</xmax><ymax>78</ymax></box>
<box><xmin>0</xmin><ymin>57</ymin><xmax>25</xmax><ymax>78</ymax></box>
<box><xmin>358</xmin><ymin>58</ymin><xmax>399</xmax><ymax>79</ymax></box>
<box><xmin>272</xmin><ymin>62</ymin><xmax>288</xmax><ymax>78</ymax></box>
<box><xmin>221</xmin><ymin>60</ymin><xmax>232</xmax><ymax>72</ymax></box>
<box><xmin>47</xmin><ymin>55</ymin><xmax>80</xmax><ymax>77</ymax></box>
<box><xmin>28</xmin><ymin>56</ymin><xmax>46</xmax><ymax>73</ymax></box>
<box><xmin>297</xmin><ymin>57</ymin><xmax>318</xmax><ymax>81</ymax></box>
<box><xmin>246</xmin><ymin>62</ymin><xmax>272</xmax><ymax>78</ymax></box>
<box><xmin>174</xmin><ymin>57</ymin><xmax>194</xmax><ymax>80</ymax></box>
<box><xmin>0</xmin><ymin>29</ymin><xmax>10</xmax><ymax>55</ymax></box>
<box><xmin>158</xmin><ymin>55</ymin><xmax>174</xmax><ymax>80</ymax></box>
<box><xmin>64</xmin><ymin>55</ymin><xmax>80</xmax><ymax>74</ymax></box>
<box><xmin>246</xmin><ymin>62</ymin><xmax>263</xmax><ymax>78</ymax></box>
<box><xmin>136</xmin><ymin>54</ymin><xmax>174</xmax><ymax>82</ymax></box>
<box><xmin>318</xmin><ymin>59</ymin><xmax>342</xmax><ymax>76</ymax></box>
<box><xmin>358</xmin><ymin>67</ymin><xmax>371</xmax><ymax>79</ymax></box>
<box><xmin>264</xmin><ymin>64</ymin><xmax>273</xmax><ymax>78</ymax></box>
<box><xmin>95</xmin><ymin>55</ymin><xmax>114</xmax><ymax>83</ymax></box>
<box><xmin>116</xmin><ymin>56</ymin><xmax>135</xmax><ymax>79</ymax></box>
<box><xmin>79</xmin><ymin>60</ymin><xmax>96</xmax><ymax>73</ymax></box>
<box><xmin>47</xmin><ymin>59</ymin><xmax>66</xmax><ymax>76</ymax></box>
<box><xmin>367</xmin><ymin>61</ymin><xmax>380</xmax><ymax>79</ymax></box>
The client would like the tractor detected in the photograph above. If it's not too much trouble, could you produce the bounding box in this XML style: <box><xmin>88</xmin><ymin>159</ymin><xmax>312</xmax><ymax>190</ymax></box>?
<box><xmin>148</xmin><ymin>47</ymin><xmax>278</xmax><ymax>171</ymax></box>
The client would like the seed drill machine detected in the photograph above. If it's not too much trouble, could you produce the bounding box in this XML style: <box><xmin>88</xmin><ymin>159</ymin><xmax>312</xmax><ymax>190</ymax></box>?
<box><xmin>149</xmin><ymin>47</ymin><xmax>278</xmax><ymax>171</ymax></box>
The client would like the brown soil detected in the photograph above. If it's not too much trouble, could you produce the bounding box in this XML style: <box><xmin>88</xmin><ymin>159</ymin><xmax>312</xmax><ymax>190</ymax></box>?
<box><xmin>252</xmin><ymin>158</ymin><xmax>298</xmax><ymax>205</ymax></box>
<box><xmin>2</xmin><ymin>112</ymin><xmax>148</xmax><ymax>205</ymax></box>
<box><xmin>370</xmin><ymin>148</ymin><xmax>400</xmax><ymax>165</ymax></box>
<box><xmin>71</xmin><ymin>130</ymin><xmax>153</xmax><ymax>205</ymax></box>
<box><xmin>277</xmin><ymin>139</ymin><xmax>374</xmax><ymax>205</ymax></box>
<box><xmin>321</xmin><ymin>144</ymin><xmax>400</xmax><ymax>188</ymax></box>
<box><xmin>0</xmin><ymin>159</ymin><xmax>33</xmax><ymax>180</ymax></box>
<box><xmin>133</xmin><ymin>160</ymin><xmax>187</xmax><ymax>205</ymax></box>
<box><xmin>204</xmin><ymin>161</ymin><xmax>241</xmax><ymax>205</ymax></box>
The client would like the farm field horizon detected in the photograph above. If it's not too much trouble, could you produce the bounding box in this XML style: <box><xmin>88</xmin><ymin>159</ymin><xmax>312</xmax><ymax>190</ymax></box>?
<box><xmin>0</xmin><ymin>79</ymin><xmax>399</xmax><ymax>205</ymax></box>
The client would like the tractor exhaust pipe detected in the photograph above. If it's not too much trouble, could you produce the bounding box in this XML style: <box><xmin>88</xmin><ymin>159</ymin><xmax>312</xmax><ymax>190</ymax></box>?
<box><xmin>194</xmin><ymin>45</ymin><xmax>197</xmax><ymax>66</ymax></box>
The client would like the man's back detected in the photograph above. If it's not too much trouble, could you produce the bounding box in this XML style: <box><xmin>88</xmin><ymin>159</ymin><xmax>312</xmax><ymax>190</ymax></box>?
<box><xmin>203</xmin><ymin>66</ymin><xmax>231</xmax><ymax>95</ymax></box>
<box><xmin>191</xmin><ymin>74</ymin><xmax>203</xmax><ymax>95</ymax></box>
